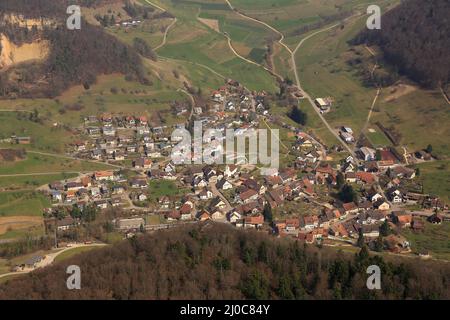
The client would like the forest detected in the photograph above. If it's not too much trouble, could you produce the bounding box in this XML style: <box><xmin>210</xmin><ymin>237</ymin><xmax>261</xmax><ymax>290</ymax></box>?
<box><xmin>0</xmin><ymin>0</ymin><xmax>149</xmax><ymax>98</ymax></box>
<box><xmin>0</xmin><ymin>223</ymin><xmax>449</xmax><ymax>300</ymax></box>
<box><xmin>352</xmin><ymin>0</ymin><xmax>450</xmax><ymax>88</ymax></box>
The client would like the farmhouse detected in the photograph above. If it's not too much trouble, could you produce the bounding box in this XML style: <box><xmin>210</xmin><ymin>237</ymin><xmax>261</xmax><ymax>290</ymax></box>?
<box><xmin>315</xmin><ymin>98</ymin><xmax>332</xmax><ymax>111</ymax></box>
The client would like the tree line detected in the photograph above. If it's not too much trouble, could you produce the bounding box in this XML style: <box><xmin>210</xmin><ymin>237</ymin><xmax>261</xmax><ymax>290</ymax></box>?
<box><xmin>0</xmin><ymin>223</ymin><xmax>448</xmax><ymax>299</ymax></box>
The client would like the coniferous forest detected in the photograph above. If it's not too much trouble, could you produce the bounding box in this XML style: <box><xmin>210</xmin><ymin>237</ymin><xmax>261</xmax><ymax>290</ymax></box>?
<box><xmin>0</xmin><ymin>223</ymin><xmax>448</xmax><ymax>300</ymax></box>
<box><xmin>352</xmin><ymin>0</ymin><xmax>450</xmax><ymax>88</ymax></box>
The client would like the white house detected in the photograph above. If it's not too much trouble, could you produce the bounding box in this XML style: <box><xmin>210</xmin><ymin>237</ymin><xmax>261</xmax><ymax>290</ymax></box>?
<box><xmin>216</xmin><ymin>179</ymin><xmax>233</xmax><ymax>190</ymax></box>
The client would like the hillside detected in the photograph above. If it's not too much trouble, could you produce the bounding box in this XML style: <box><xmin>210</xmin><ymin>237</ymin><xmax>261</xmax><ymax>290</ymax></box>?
<box><xmin>0</xmin><ymin>223</ymin><xmax>449</xmax><ymax>300</ymax></box>
<box><xmin>0</xmin><ymin>0</ymin><xmax>149</xmax><ymax>98</ymax></box>
<box><xmin>352</xmin><ymin>0</ymin><xmax>450</xmax><ymax>88</ymax></box>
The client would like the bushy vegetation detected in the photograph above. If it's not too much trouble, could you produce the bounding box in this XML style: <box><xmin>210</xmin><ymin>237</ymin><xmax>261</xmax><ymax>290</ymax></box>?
<box><xmin>0</xmin><ymin>224</ymin><xmax>449</xmax><ymax>299</ymax></box>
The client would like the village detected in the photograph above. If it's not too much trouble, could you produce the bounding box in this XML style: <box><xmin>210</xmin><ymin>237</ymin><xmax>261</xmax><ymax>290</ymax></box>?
<box><xmin>39</xmin><ymin>79</ymin><xmax>448</xmax><ymax>258</ymax></box>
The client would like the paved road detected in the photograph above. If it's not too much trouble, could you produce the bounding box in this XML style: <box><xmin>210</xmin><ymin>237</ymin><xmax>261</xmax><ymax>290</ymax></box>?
<box><xmin>290</xmin><ymin>24</ymin><xmax>360</xmax><ymax>160</ymax></box>
<box><xmin>209</xmin><ymin>180</ymin><xmax>232</xmax><ymax>212</ymax></box>
<box><xmin>0</xmin><ymin>243</ymin><xmax>106</xmax><ymax>280</ymax></box>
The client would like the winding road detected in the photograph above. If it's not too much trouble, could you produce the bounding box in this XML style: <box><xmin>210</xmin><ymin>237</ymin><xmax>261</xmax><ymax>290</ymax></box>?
<box><xmin>0</xmin><ymin>243</ymin><xmax>106</xmax><ymax>280</ymax></box>
<box><xmin>154</xmin><ymin>17</ymin><xmax>177</xmax><ymax>51</ymax></box>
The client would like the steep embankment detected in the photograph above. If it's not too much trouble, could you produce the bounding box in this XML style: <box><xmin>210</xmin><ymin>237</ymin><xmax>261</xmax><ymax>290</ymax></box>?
<box><xmin>0</xmin><ymin>33</ymin><xmax>49</xmax><ymax>69</ymax></box>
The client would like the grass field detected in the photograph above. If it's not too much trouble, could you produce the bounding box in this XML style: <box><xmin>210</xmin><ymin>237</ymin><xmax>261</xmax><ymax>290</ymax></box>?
<box><xmin>148</xmin><ymin>180</ymin><xmax>187</xmax><ymax>201</ymax></box>
<box><xmin>146</xmin><ymin>214</ymin><xmax>166</xmax><ymax>225</ymax></box>
<box><xmin>295</xmin><ymin>16</ymin><xmax>380</xmax><ymax>136</ymax></box>
<box><xmin>0</xmin><ymin>224</ymin><xmax>44</xmax><ymax>240</ymax></box>
<box><xmin>415</xmin><ymin>160</ymin><xmax>450</xmax><ymax>203</ymax></box>
<box><xmin>365</xmin><ymin>129</ymin><xmax>392</xmax><ymax>148</ymax></box>
<box><xmin>401</xmin><ymin>222</ymin><xmax>450</xmax><ymax>261</ymax></box>
<box><xmin>0</xmin><ymin>173</ymin><xmax>78</xmax><ymax>190</ymax></box>
<box><xmin>0</xmin><ymin>153</ymin><xmax>111</xmax><ymax>175</ymax></box>
<box><xmin>373</xmin><ymin>89</ymin><xmax>450</xmax><ymax>158</ymax></box>
<box><xmin>53</xmin><ymin>246</ymin><xmax>103</xmax><ymax>263</ymax></box>
<box><xmin>0</xmin><ymin>191</ymin><xmax>49</xmax><ymax>217</ymax></box>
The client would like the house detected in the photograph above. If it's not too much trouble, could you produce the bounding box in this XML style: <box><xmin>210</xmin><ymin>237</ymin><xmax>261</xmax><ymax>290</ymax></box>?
<box><xmin>356</xmin><ymin>172</ymin><xmax>375</xmax><ymax>184</ymax></box>
<box><xmin>130</xmin><ymin>178</ymin><xmax>148</xmax><ymax>189</ymax></box>
<box><xmin>90</xmin><ymin>187</ymin><xmax>101</xmax><ymax>197</ymax></box>
<box><xmin>112</xmin><ymin>185</ymin><xmax>125</xmax><ymax>195</ymax></box>
<box><xmin>133</xmin><ymin>157</ymin><xmax>152</xmax><ymax>169</ymax></box>
<box><xmin>91</xmin><ymin>149</ymin><xmax>103</xmax><ymax>160</ymax></box>
<box><xmin>243</xmin><ymin>214</ymin><xmax>264</xmax><ymax>229</ymax></box>
<box><xmin>300</xmin><ymin>215</ymin><xmax>319</xmax><ymax>230</ymax></box>
<box><xmin>265</xmin><ymin>175</ymin><xmax>283</xmax><ymax>188</ymax></box>
<box><xmin>357</xmin><ymin>210</ymin><xmax>386</xmax><ymax>225</ymax></box>
<box><xmin>102</xmin><ymin>126</ymin><xmax>116</xmax><ymax>136</ymax></box>
<box><xmin>158</xmin><ymin>196</ymin><xmax>171</xmax><ymax>209</ymax></box>
<box><xmin>388</xmin><ymin>189</ymin><xmax>404</xmax><ymax>203</ymax></box>
<box><xmin>211</xmin><ymin>209</ymin><xmax>225</xmax><ymax>220</ymax></box>
<box><xmin>297</xmin><ymin>233</ymin><xmax>314</xmax><ymax>244</ymax></box>
<box><xmin>224</xmin><ymin>164</ymin><xmax>238</xmax><ymax>178</ymax></box>
<box><xmin>66</xmin><ymin>182</ymin><xmax>83</xmax><ymax>192</ymax></box>
<box><xmin>197</xmin><ymin>211</ymin><xmax>211</xmax><ymax>221</ymax></box>
<box><xmin>16</xmin><ymin>136</ymin><xmax>31</xmax><ymax>144</ymax></box>
<box><xmin>87</xmin><ymin>127</ymin><xmax>101</xmax><ymax>135</ymax></box>
<box><xmin>404</xmin><ymin>192</ymin><xmax>423</xmax><ymax>204</ymax></box>
<box><xmin>427</xmin><ymin>213</ymin><xmax>442</xmax><ymax>225</ymax></box>
<box><xmin>113</xmin><ymin>152</ymin><xmax>125</xmax><ymax>161</ymax></box>
<box><xmin>198</xmin><ymin>189</ymin><xmax>213</xmax><ymax>200</ymax></box>
<box><xmin>210</xmin><ymin>197</ymin><xmax>226</xmax><ymax>210</ymax></box>
<box><xmin>95</xmin><ymin>200</ymin><xmax>108</xmax><ymax>210</ymax></box>
<box><xmin>389</xmin><ymin>166</ymin><xmax>416</xmax><ymax>180</ymax></box>
<box><xmin>315</xmin><ymin>98</ymin><xmax>332</xmax><ymax>111</ymax></box>
<box><xmin>360</xmin><ymin>224</ymin><xmax>380</xmax><ymax>238</ymax></box>
<box><xmin>193</xmin><ymin>176</ymin><xmax>208</xmax><ymax>189</ymax></box>
<box><xmin>391</xmin><ymin>211</ymin><xmax>412</xmax><ymax>228</ymax></box>
<box><xmin>328</xmin><ymin>224</ymin><xmax>348</xmax><ymax>238</ymax></box>
<box><xmin>166</xmin><ymin>210</ymin><xmax>181</xmax><ymax>221</ymax></box>
<box><xmin>57</xmin><ymin>217</ymin><xmax>77</xmax><ymax>231</ymax></box>
<box><xmin>227</xmin><ymin>210</ymin><xmax>242</xmax><ymax>223</ymax></box>
<box><xmin>94</xmin><ymin>171</ymin><xmax>115</xmax><ymax>181</ymax></box>
<box><xmin>111</xmin><ymin>197</ymin><xmax>124</xmax><ymax>207</ymax></box>
<box><xmin>239</xmin><ymin>189</ymin><xmax>258</xmax><ymax>203</ymax></box>
<box><xmin>139</xmin><ymin>115</ymin><xmax>148</xmax><ymax>125</ymax></box>
<box><xmin>358</xmin><ymin>147</ymin><xmax>376</xmax><ymax>161</ymax></box>
<box><xmin>65</xmin><ymin>190</ymin><xmax>77</xmax><ymax>201</ymax></box>
<box><xmin>285</xmin><ymin>218</ymin><xmax>300</xmax><ymax>233</ymax></box>
<box><xmin>24</xmin><ymin>255</ymin><xmax>43</xmax><ymax>269</ymax></box>
<box><xmin>373</xmin><ymin>199</ymin><xmax>390</xmax><ymax>211</ymax></box>
<box><xmin>342</xmin><ymin>202</ymin><xmax>359</xmax><ymax>215</ymax></box>
<box><xmin>342</xmin><ymin>161</ymin><xmax>355</xmax><ymax>173</ymax></box>
<box><xmin>216</xmin><ymin>178</ymin><xmax>233</xmax><ymax>191</ymax></box>
<box><xmin>345</xmin><ymin>172</ymin><xmax>357</xmax><ymax>183</ymax></box>
<box><xmin>367</xmin><ymin>189</ymin><xmax>383</xmax><ymax>203</ymax></box>
<box><xmin>340</xmin><ymin>131</ymin><xmax>354</xmax><ymax>143</ymax></box>
<box><xmin>179</xmin><ymin>203</ymin><xmax>193</xmax><ymax>220</ymax></box>
<box><xmin>51</xmin><ymin>191</ymin><xmax>63</xmax><ymax>202</ymax></box>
